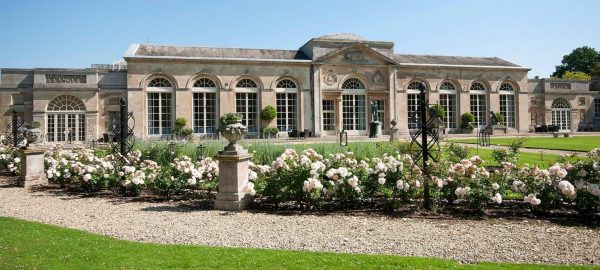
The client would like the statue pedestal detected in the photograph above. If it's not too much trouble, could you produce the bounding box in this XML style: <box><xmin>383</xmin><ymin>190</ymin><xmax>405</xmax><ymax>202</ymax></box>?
<box><xmin>490</xmin><ymin>125</ymin><xmax>507</xmax><ymax>135</ymax></box>
<box><xmin>18</xmin><ymin>147</ymin><xmax>47</xmax><ymax>188</ymax></box>
<box><xmin>369</xmin><ymin>121</ymin><xmax>382</xmax><ymax>138</ymax></box>
<box><xmin>214</xmin><ymin>145</ymin><xmax>253</xmax><ymax>211</ymax></box>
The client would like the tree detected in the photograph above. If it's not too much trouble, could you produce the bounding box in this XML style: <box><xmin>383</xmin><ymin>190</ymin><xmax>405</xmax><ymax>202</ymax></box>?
<box><xmin>551</xmin><ymin>46</ymin><xmax>600</xmax><ymax>78</ymax></box>
<box><xmin>562</xmin><ymin>71</ymin><xmax>592</xmax><ymax>80</ymax></box>
<box><xmin>591</xmin><ymin>64</ymin><xmax>600</xmax><ymax>76</ymax></box>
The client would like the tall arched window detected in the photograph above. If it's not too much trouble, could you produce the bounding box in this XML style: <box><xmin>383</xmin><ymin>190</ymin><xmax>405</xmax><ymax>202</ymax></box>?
<box><xmin>46</xmin><ymin>95</ymin><xmax>86</xmax><ymax>142</ymax></box>
<box><xmin>192</xmin><ymin>78</ymin><xmax>217</xmax><ymax>134</ymax></box>
<box><xmin>407</xmin><ymin>80</ymin><xmax>426</xmax><ymax>129</ymax></box>
<box><xmin>235</xmin><ymin>78</ymin><xmax>259</xmax><ymax>133</ymax></box>
<box><xmin>551</xmin><ymin>98</ymin><xmax>571</xmax><ymax>131</ymax></box>
<box><xmin>147</xmin><ymin>77</ymin><xmax>173</xmax><ymax>136</ymax></box>
<box><xmin>275</xmin><ymin>79</ymin><xmax>297</xmax><ymax>132</ymax></box>
<box><xmin>469</xmin><ymin>82</ymin><xmax>487</xmax><ymax>128</ymax></box>
<box><xmin>499</xmin><ymin>82</ymin><xmax>516</xmax><ymax>128</ymax></box>
<box><xmin>341</xmin><ymin>78</ymin><xmax>367</xmax><ymax>133</ymax></box>
<box><xmin>439</xmin><ymin>81</ymin><xmax>457</xmax><ymax>129</ymax></box>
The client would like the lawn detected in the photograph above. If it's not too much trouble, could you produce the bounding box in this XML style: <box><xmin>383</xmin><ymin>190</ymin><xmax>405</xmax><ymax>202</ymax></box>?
<box><xmin>465</xmin><ymin>147</ymin><xmax>567</xmax><ymax>167</ymax></box>
<box><xmin>448</xmin><ymin>136</ymin><xmax>600</xmax><ymax>152</ymax></box>
<box><xmin>133</xmin><ymin>139</ymin><xmax>567</xmax><ymax>167</ymax></box>
<box><xmin>0</xmin><ymin>217</ymin><xmax>596</xmax><ymax>270</ymax></box>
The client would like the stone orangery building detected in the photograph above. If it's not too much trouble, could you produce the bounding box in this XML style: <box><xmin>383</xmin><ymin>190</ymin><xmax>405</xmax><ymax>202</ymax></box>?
<box><xmin>1</xmin><ymin>33</ymin><xmax>599</xmax><ymax>142</ymax></box>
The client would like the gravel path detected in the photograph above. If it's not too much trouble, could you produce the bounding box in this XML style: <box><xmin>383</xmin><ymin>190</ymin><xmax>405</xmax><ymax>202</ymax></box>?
<box><xmin>0</xmin><ymin>182</ymin><xmax>599</xmax><ymax>266</ymax></box>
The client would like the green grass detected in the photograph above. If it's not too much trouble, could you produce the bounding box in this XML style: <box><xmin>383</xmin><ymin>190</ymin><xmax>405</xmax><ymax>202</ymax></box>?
<box><xmin>127</xmin><ymin>139</ymin><xmax>569</xmax><ymax>167</ymax></box>
<box><xmin>0</xmin><ymin>217</ymin><xmax>596</xmax><ymax>270</ymax></box>
<box><xmin>466</xmin><ymin>148</ymin><xmax>569</xmax><ymax>167</ymax></box>
<box><xmin>448</xmin><ymin>136</ymin><xmax>600</xmax><ymax>152</ymax></box>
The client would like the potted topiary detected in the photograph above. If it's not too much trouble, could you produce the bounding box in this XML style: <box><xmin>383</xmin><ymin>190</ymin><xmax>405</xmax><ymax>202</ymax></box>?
<box><xmin>460</xmin><ymin>112</ymin><xmax>476</xmax><ymax>133</ymax></box>
<box><xmin>259</xmin><ymin>105</ymin><xmax>277</xmax><ymax>139</ymax></box>
<box><xmin>494</xmin><ymin>112</ymin><xmax>505</xmax><ymax>127</ymax></box>
<box><xmin>261</xmin><ymin>127</ymin><xmax>279</xmax><ymax>139</ymax></box>
<box><xmin>430</xmin><ymin>104</ymin><xmax>446</xmax><ymax>131</ymax></box>
<box><xmin>219</xmin><ymin>113</ymin><xmax>246</xmax><ymax>150</ymax></box>
<box><xmin>172</xmin><ymin>117</ymin><xmax>193</xmax><ymax>139</ymax></box>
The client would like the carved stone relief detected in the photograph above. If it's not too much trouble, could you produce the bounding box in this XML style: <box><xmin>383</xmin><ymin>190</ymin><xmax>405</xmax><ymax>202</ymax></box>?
<box><xmin>342</xmin><ymin>51</ymin><xmax>367</xmax><ymax>64</ymax></box>
<box><xmin>45</xmin><ymin>74</ymin><xmax>86</xmax><ymax>83</ymax></box>
<box><xmin>324</xmin><ymin>71</ymin><xmax>337</xmax><ymax>85</ymax></box>
<box><xmin>372</xmin><ymin>71</ymin><xmax>385</xmax><ymax>86</ymax></box>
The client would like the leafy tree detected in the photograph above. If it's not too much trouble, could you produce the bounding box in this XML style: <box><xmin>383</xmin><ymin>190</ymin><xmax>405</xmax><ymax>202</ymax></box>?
<box><xmin>591</xmin><ymin>64</ymin><xmax>600</xmax><ymax>76</ymax></box>
<box><xmin>562</xmin><ymin>71</ymin><xmax>592</xmax><ymax>80</ymax></box>
<box><xmin>551</xmin><ymin>46</ymin><xmax>600</xmax><ymax>78</ymax></box>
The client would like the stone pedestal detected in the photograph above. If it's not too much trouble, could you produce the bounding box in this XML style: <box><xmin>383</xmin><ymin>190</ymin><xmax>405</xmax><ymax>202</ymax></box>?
<box><xmin>214</xmin><ymin>144</ymin><xmax>253</xmax><ymax>211</ymax></box>
<box><xmin>490</xmin><ymin>125</ymin><xmax>507</xmax><ymax>135</ymax></box>
<box><xmin>18</xmin><ymin>147</ymin><xmax>47</xmax><ymax>188</ymax></box>
<box><xmin>369</xmin><ymin>121</ymin><xmax>382</xmax><ymax>138</ymax></box>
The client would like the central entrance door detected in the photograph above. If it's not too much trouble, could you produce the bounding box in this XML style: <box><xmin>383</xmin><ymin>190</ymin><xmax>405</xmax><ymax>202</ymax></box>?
<box><xmin>47</xmin><ymin>113</ymin><xmax>86</xmax><ymax>142</ymax></box>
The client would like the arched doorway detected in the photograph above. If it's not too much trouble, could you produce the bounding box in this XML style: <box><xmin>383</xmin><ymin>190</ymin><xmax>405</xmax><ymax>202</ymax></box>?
<box><xmin>551</xmin><ymin>98</ymin><xmax>571</xmax><ymax>131</ymax></box>
<box><xmin>46</xmin><ymin>95</ymin><xmax>87</xmax><ymax>142</ymax></box>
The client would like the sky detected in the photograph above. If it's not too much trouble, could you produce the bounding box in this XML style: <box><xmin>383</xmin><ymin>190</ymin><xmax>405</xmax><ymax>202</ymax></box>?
<box><xmin>0</xmin><ymin>0</ymin><xmax>599</xmax><ymax>78</ymax></box>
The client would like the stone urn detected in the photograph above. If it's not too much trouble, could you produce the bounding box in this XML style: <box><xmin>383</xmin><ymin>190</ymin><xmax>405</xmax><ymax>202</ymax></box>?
<box><xmin>220</xmin><ymin>120</ymin><xmax>247</xmax><ymax>152</ymax></box>
<box><xmin>25</xmin><ymin>128</ymin><xmax>43</xmax><ymax>146</ymax></box>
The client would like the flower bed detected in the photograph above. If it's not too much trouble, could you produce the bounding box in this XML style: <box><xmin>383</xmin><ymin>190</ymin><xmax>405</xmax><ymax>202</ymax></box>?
<box><xmin>0</xmin><ymin>145</ymin><xmax>21</xmax><ymax>175</ymax></box>
<box><xmin>1</xmin><ymin>142</ymin><xmax>599</xmax><ymax>217</ymax></box>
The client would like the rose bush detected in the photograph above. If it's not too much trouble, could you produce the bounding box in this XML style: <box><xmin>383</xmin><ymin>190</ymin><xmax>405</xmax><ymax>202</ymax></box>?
<box><xmin>1</xmin><ymin>142</ymin><xmax>593</xmax><ymax>217</ymax></box>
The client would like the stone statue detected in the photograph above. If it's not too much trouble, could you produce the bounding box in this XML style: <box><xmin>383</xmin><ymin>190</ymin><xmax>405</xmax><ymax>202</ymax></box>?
<box><xmin>489</xmin><ymin>110</ymin><xmax>499</xmax><ymax>126</ymax></box>
<box><xmin>370</xmin><ymin>101</ymin><xmax>379</xmax><ymax>122</ymax></box>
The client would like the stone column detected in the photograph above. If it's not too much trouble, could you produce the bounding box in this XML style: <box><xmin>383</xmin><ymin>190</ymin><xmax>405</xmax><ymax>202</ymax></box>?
<box><xmin>18</xmin><ymin>147</ymin><xmax>47</xmax><ymax>188</ymax></box>
<box><xmin>214</xmin><ymin>145</ymin><xmax>252</xmax><ymax>211</ymax></box>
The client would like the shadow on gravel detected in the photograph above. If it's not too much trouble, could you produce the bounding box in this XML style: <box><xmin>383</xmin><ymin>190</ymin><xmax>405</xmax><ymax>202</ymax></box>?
<box><xmin>0</xmin><ymin>174</ymin><xmax>18</xmax><ymax>188</ymax></box>
<box><xmin>3</xmin><ymin>176</ymin><xmax>597</xmax><ymax>228</ymax></box>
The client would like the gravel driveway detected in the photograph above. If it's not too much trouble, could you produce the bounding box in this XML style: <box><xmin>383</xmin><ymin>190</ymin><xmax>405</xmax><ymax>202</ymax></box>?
<box><xmin>0</xmin><ymin>180</ymin><xmax>598</xmax><ymax>266</ymax></box>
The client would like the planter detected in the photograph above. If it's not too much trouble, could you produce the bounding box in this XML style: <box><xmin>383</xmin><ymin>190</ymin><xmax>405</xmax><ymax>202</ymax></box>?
<box><xmin>461</xmin><ymin>128</ymin><xmax>474</xmax><ymax>134</ymax></box>
<box><xmin>220</xmin><ymin>120</ymin><xmax>246</xmax><ymax>152</ymax></box>
<box><xmin>25</xmin><ymin>128</ymin><xmax>43</xmax><ymax>146</ymax></box>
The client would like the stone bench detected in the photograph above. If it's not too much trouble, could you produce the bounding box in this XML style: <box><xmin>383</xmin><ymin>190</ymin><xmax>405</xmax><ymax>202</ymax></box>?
<box><xmin>552</xmin><ymin>132</ymin><xmax>571</xmax><ymax>138</ymax></box>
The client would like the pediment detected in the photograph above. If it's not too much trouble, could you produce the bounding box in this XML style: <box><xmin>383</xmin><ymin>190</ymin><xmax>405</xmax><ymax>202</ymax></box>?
<box><xmin>315</xmin><ymin>44</ymin><xmax>398</xmax><ymax>66</ymax></box>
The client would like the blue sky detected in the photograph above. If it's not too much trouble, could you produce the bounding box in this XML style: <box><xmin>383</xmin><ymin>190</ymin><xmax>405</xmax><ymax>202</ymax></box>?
<box><xmin>1</xmin><ymin>0</ymin><xmax>598</xmax><ymax>77</ymax></box>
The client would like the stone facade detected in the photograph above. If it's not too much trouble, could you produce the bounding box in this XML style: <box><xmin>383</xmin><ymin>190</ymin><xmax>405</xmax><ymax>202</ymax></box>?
<box><xmin>1</xmin><ymin>34</ymin><xmax>599</xmax><ymax>142</ymax></box>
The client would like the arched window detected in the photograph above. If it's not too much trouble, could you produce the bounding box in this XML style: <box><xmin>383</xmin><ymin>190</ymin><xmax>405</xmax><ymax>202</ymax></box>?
<box><xmin>551</xmin><ymin>98</ymin><xmax>571</xmax><ymax>131</ymax></box>
<box><xmin>192</xmin><ymin>78</ymin><xmax>217</xmax><ymax>134</ymax></box>
<box><xmin>46</xmin><ymin>95</ymin><xmax>86</xmax><ymax>142</ymax></box>
<box><xmin>148</xmin><ymin>78</ymin><xmax>172</xmax><ymax>88</ymax></box>
<box><xmin>499</xmin><ymin>83</ymin><xmax>514</xmax><ymax>91</ymax></box>
<box><xmin>552</xmin><ymin>98</ymin><xmax>571</xmax><ymax>109</ymax></box>
<box><xmin>469</xmin><ymin>82</ymin><xmax>487</xmax><ymax>128</ymax></box>
<box><xmin>193</xmin><ymin>78</ymin><xmax>216</xmax><ymax>88</ymax></box>
<box><xmin>407</xmin><ymin>81</ymin><xmax>424</xmax><ymax>90</ymax></box>
<box><xmin>47</xmin><ymin>95</ymin><xmax>86</xmax><ymax>111</ymax></box>
<box><xmin>147</xmin><ymin>77</ymin><xmax>173</xmax><ymax>136</ymax></box>
<box><xmin>470</xmin><ymin>82</ymin><xmax>486</xmax><ymax>91</ymax></box>
<box><xmin>340</xmin><ymin>78</ymin><xmax>367</xmax><ymax>133</ymax></box>
<box><xmin>406</xmin><ymin>80</ymin><xmax>427</xmax><ymax>129</ymax></box>
<box><xmin>499</xmin><ymin>83</ymin><xmax>516</xmax><ymax>128</ymax></box>
<box><xmin>440</xmin><ymin>81</ymin><xmax>456</xmax><ymax>90</ymax></box>
<box><xmin>275</xmin><ymin>79</ymin><xmax>298</xmax><ymax>132</ymax></box>
<box><xmin>276</xmin><ymin>79</ymin><xmax>297</xmax><ymax>89</ymax></box>
<box><xmin>341</xmin><ymin>78</ymin><xmax>366</xmax><ymax>89</ymax></box>
<box><xmin>236</xmin><ymin>78</ymin><xmax>258</xmax><ymax>88</ymax></box>
<box><xmin>235</xmin><ymin>78</ymin><xmax>259</xmax><ymax>134</ymax></box>
<box><xmin>439</xmin><ymin>81</ymin><xmax>457</xmax><ymax>129</ymax></box>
